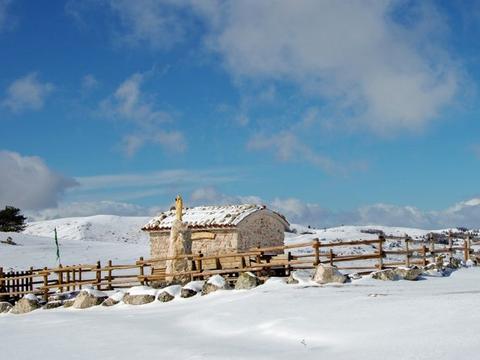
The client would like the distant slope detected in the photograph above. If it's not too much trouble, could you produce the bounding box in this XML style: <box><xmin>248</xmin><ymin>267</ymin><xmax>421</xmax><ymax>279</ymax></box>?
<box><xmin>23</xmin><ymin>215</ymin><xmax>150</xmax><ymax>244</ymax></box>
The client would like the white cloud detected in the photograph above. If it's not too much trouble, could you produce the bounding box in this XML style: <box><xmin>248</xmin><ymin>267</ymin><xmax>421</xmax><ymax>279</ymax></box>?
<box><xmin>26</xmin><ymin>200</ymin><xmax>157</xmax><ymax>221</ymax></box>
<box><xmin>247</xmin><ymin>131</ymin><xmax>342</xmax><ymax>174</ymax></box>
<box><xmin>66</xmin><ymin>0</ymin><xmax>187</xmax><ymax>49</ymax></box>
<box><xmin>0</xmin><ymin>150</ymin><xmax>77</xmax><ymax>210</ymax></box>
<box><xmin>188</xmin><ymin>187</ymin><xmax>480</xmax><ymax>229</ymax></box>
<box><xmin>0</xmin><ymin>0</ymin><xmax>13</xmax><ymax>32</ymax></box>
<box><xmin>81</xmin><ymin>74</ymin><xmax>99</xmax><ymax>90</ymax></box>
<box><xmin>107</xmin><ymin>0</ymin><xmax>186</xmax><ymax>49</ymax></box>
<box><xmin>2</xmin><ymin>73</ymin><xmax>54</xmax><ymax>113</ymax></box>
<box><xmin>100</xmin><ymin>72</ymin><xmax>186</xmax><ymax>156</ymax></box>
<box><xmin>196</xmin><ymin>0</ymin><xmax>460</xmax><ymax>134</ymax></box>
<box><xmin>190</xmin><ymin>186</ymin><xmax>262</xmax><ymax>206</ymax></box>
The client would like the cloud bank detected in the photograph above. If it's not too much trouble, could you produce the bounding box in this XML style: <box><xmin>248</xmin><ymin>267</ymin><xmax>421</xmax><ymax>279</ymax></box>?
<box><xmin>0</xmin><ymin>151</ymin><xmax>77</xmax><ymax>210</ymax></box>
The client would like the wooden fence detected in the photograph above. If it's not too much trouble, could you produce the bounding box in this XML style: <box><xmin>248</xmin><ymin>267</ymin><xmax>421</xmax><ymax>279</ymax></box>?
<box><xmin>1</xmin><ymin>234</ymin><xmax>478</xmax><ymax>303</ymax></box>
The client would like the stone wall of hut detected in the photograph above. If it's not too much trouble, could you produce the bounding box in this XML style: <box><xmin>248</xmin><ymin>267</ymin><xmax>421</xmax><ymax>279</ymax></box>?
<box><xmin>236</xmin><ymin>210</ymin><xmax>285</xmax><ymax>253</ymax></box>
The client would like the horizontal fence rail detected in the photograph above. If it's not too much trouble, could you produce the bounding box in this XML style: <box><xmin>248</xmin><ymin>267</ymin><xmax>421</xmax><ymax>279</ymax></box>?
<box><xmin>1</xmin><ymin>234</ymin><xmax>478</xmax><ymax>303</ymax></box>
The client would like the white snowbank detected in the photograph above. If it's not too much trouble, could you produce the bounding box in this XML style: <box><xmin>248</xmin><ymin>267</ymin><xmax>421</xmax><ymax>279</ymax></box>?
<box><xmin>207</xmin><ymin>275</ymin><xmax>226</xmax><ymax>288</ymax></box>
<box><xmin>160</xmin><ymin>285</ymin><xmax>182</xmax><ymax>297</ymax></box>
<box><xmin>127</xmin><ymin>286</ymin><xmax>157</xmax><ymax>296</ymax></box>
<box><xmin>3</xmin><ymin>268</ymin><xmax>480</xmax><ymax>360</ymax></box>
<box><xmin>82</xmin><ymin>287</ymin><xmax>108</xmax><ymax>298</ymax></box>
<box><xmin>183</xmin><ymin>280</ymin><xmax>204</xmax><ymax>292</ymax></box>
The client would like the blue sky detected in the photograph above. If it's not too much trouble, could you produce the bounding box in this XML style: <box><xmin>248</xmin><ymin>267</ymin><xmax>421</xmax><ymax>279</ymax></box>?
<box><xmin>1</xmin><ymin>0</ymin><xmax>480</xmax><ymax>228</ymax></box>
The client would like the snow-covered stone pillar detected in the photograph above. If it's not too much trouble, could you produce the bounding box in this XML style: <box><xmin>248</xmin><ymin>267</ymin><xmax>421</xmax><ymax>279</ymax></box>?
<box><xmin>166</xmin><ymin>195</ymin><xmax>192</xmax><ymax>284</ymax></box>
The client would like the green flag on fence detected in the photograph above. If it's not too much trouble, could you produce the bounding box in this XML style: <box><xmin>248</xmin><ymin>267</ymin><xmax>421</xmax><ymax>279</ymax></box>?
<box><xmin>54</xmin><ymin>228</ymin><xmax>61</xmax><ymax>264</ymax></box>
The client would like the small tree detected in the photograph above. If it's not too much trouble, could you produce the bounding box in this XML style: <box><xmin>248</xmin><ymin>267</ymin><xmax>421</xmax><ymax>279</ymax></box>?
<box><xmin>0</xmin><ymin>206</ymin><xmax>27</xmax><ymax>232</ymax></box>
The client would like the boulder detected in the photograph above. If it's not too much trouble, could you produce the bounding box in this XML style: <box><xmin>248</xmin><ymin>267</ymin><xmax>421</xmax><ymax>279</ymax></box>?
<box><xmin>371</xmin><ymin>269</ymin><xmax>396</xmax><ymax>281</ymax></box>
<box><xmin>422</xmin><ymin>264</ymin><xmax>445</xmax><ymax>277</ymax></box>
<box><xmin>435</xmin><ymin>255</ymin><xmax>446</xmax><ymax>269</ymax></box>
<box><xmin>123</xmin><ymin>294</ymin><xmax>155</xmax><ymax>305</ymax></box>
<box><xmin>43</xmin><ymin>301</ymin><xmax>63</xmax><ymax>310</ymax></box>
<box><xmin>0</xmin><ymin>302</ymin><xmax>12</xmax><ymax>313</ymax></box>
<box><xmin>10</xmin><ymin>295</ymin><xmax>40</xmax><ymax>314</ymax></box>
<box><xmin>102</xmin><ymin>291</ymin><xmax>125</xmax><ymax>307</ymax></box>
<box><xmin>180</xmin><ymin>288</ymin><xmax>197</xmax><ymax>298</ymax></box>
<box><xmin>72</xmin><ymin>289</ymin><xmax>107</xmax><ymax>309</ymax></box>
<box><xmin>450</xmin><ymin>257</ymin><xmax>463</xmax><ymax>268</ymax></box>
<box><xmin>312</xmin><ymin>265</ymin><xmax>347</xmax><ymax>284</ymax></box>
<box><xmin>158</xmin><ymin>291</ymin><xmax>175</xmax><ymax>302</ymax></box>
<box><xmin>286</xmin><ymin>273</ymin><xmax>299</xmax><ymax>284</ymax></box>
<box><xmin>201</xmin><ymin>275</ymin><xmax>230</xmax><ymax>295</ymax></box>
<box><xmin>63</xmin><ymin>299</ymin><xmax>75</xmax><ymax>308</ymax></box>
<box><xmin>235</xmin><ymin>272</ymin><xmax>261</xmax><ymax>290</ymax></box>
<box><xmin>394</xmin><ymin>266</ymin><xmax>423</xmax><ymax>281</ymax></box>
<box><xmin>102</xmin><ymin>298</ymin><xmax>118</xmax><ymax>307</ymax></box>
<box><xmin>371</xmin><ymin>267</ymin><xmax>423</xmax><ymax>281</ymax></box>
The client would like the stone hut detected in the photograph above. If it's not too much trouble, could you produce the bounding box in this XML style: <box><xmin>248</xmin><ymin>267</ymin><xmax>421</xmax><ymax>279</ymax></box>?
<box><xmin>142</xmin><ymin>204</ymin><xmax>290</xmax><ymax>263</ymax></box>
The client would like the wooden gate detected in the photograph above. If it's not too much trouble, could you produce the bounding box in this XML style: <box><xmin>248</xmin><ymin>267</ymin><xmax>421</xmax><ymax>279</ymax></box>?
<box><xmin>0</xmin><ymin>267</ymin><xmax>34</xmax><ymax>302</ymax></box>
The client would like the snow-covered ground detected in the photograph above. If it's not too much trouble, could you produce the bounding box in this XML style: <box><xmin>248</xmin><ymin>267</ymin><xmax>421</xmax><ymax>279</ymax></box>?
<box><xmin>2</xmin><ymin>268</ymin><xmax>480</xmax><ymax>360</ymax></box>
<box><xmin>2</xmin><ymin>216</ymin><xmax>480</xmax><ymax>359</ymax></box>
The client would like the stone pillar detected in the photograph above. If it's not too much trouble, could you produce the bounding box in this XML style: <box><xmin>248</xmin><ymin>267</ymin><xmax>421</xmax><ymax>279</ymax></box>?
<box><xmin>165</xmin><ymin>218</ymin><xmax>192</xmax><ymax>284</ymax></box>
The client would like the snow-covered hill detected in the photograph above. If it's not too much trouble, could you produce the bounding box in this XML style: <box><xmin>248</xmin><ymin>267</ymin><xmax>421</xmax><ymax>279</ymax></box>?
<box><xmin>24</xmin><ymin>215</ymin><xmax>150</xmax><ymax>244</ymax></box>
<box><xmin>0</xmin><ymin>215</ymin><xmax>150</xmax><ymax>270</ymax></box>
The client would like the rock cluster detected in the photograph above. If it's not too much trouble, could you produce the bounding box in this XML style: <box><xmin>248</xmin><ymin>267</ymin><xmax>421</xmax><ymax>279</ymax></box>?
<box><xmin>371</xmin><ymin>267</ymin><xmax>423</xmax><ymax>281</ymax></box>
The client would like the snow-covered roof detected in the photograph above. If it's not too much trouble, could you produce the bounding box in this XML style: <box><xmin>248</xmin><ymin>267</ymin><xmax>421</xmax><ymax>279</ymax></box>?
<box><xmin>142</xmin><ymin>204</ymin><xmax>288</xmax><ymax>231</ymax></box>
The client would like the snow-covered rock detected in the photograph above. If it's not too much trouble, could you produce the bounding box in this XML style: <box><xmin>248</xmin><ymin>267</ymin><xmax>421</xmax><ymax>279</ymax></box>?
<box><xmin>235</xmin><ymin>272</ymin><xmax>261</xmax><ymax>290</ymax></box>
<box><xmin>72</xmin><ymin>289</ymin><xmax>108</xmax><ymax>309</ymax></box>
<box><xmin>43</xmin><ymin>301</ymin><xmax>63</xmax><ymax>310</ymax></box>
<box><xmin>201</xmin><ymin>275</ymin><xmax>230</xmax><ymax>295</ymax></box>
<box><xmin>312</xmin><ymin>265</ymin><xmax>347</xmax><ymax>284</ymax></box>
<box><xmin>123</xmin><ymin>286</ymin><xmax>156</xmax><ymax>305</ymax></box>
<box><xmin>102</xmin><ymin>291</ymin><xmax>125</xmax><ymax>307</ymax></box>
<box><xmin>10</xmin><ymin>295</ymin><xmax>40</xmax><ymax>314</ymax></box>
<box><xmin>180</xmin><ymin>288</ymin><xmax>197</xmax><ymax>298</ymax></box>
<box><xmin>157</xmin><ymin>291</ymin><xmax>175</xmax><ymax>302</ymax></box>
<box><xmin>0</xmin><ymin>302</ymin><xmax>12</xmax><ymax>313</ymax></box>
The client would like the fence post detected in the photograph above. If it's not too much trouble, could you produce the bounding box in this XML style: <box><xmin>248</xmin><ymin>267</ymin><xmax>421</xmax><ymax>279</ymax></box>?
<box><xmin>0</xmin><ymin>267</ymin><xmax>4</xmax><ymax>293</ymax></box>
<box><xmin>29</xmin><ymin>266</ymin><xmax>34</xmax><ymax>291</ymax></box>
<box><xmin>448</xmin><ymin>232</ymin><xmax>453</xmax><ymax>262</ymax></box>
<box><xmin>313</xmin><ymin>238</ymin><xmax>320</xmax><ymax>266</ymax></box>
<box><xmin>429</xmin><ymin>234</ymin><xmax>435</xmax><ymax>264</ymax></box>
<box><xmin>329</xmin><ymin>249</ymin><xmax>334</xmax><ymax>266</ymax></box>
<box><xmin>42</xmin><ymin>267</ymin><xmax>48</xmax><ymax>303</ymax></box>
<box><xmin>108</xmin><ymin>260</ymin><xmax>114</xmax><ymax>289</ymax></box>
<box><xmin>377</xmin><ymin>235</ymin><xmax>385</xmax><ymax>270</ymax></box>
<box><xmin>405</xmin><ymin>236</ymin><xmax>410</xmax><ymax>267</ymax></box>
<box><xmin>58</xmin><ymin>264</ymin><xmax>63</xmax><ymax>293</ymax></box>
<box><xmin>96</xmin><ymin>261</ymin><xmax>101</xmax><ymax>290</ymax></box>
<box><xmin>78</xmin><ymin>266</ymin><xmax>82</xmax><ymax>290</ymax></box>
<box><xmin>422</xmin><ymin>245</ymin><xmax>427</xmax><ymax>266</ymax></box>
<box><xmin>66</xmin><ymin>267</ymin><xmax>70</xmax><ymax>292</ymax></box>
<box><xmin>286</xmin><ymin>251</ymin><xmax>292</xmax><ymax>276</ymax></box>
<box><xmin>138</xmin><ymin>258</ymin><xmax>144</xmax><ymax>286</ymax></box>
<box><xmin>464</xmin><ymin>237</ymin><xmax>470</xmax><ymax>262</ymax></box>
